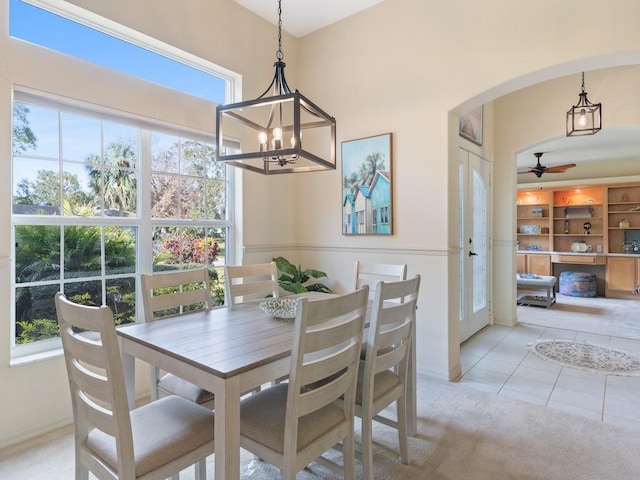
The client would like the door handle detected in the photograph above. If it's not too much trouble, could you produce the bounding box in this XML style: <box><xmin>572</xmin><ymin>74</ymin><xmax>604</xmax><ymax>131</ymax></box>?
<box><xmin>469</xmin><ymin>251</ymin><xmax>478</xmax><ymax>257</ymax></box>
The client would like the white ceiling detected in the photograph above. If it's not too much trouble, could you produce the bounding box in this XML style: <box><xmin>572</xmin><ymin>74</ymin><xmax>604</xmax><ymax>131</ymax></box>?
<box><xmin>233</xmin><ymin>0</ymin><xmax>384</xmax><ymax>38</ymax></box>
<box><xmin>516</xmin><ymin>128</ymin><xmax>640</xmax><ymax>171</ymax></box>
<box><xmin>234</xmin><ymin>1</ymin><xmax>640</xmax><ymax>172</ymax></box>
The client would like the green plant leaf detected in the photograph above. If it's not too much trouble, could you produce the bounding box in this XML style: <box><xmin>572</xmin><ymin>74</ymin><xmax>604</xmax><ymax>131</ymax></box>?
<box><xmin>281</xmin><ymin>282</ymin><xmax>308</xmax><ymax>294</ymax></box>
<box><xmin>273</xmin><ymin>256</ymin><xmax>298</xmax><ymax>276</ymax></box>
<box><xmin>306</xmin><ymin>283</ymin><xmax>333</xmax><ymax>293</ymax></box>
<box><xmin>301</xmin><ymin>268</ymin><xmax>327</xmax><ymax>279</ymax></box>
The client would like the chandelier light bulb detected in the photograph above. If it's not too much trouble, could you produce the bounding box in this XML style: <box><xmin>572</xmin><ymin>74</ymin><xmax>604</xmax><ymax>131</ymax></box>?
<box><xmin>272</xmin><ymin>127</ymin><xmax>283</xmax><ymax>149</ymax></box>
<box><xmin>578</xmin><ymin>109</ymin><xmax>587</xmax><ymax>127</ymax></box>
<box><xmin>258</xmin><ymin>131</ymin><xmax>268</xmax><ymax>144</ymax></box>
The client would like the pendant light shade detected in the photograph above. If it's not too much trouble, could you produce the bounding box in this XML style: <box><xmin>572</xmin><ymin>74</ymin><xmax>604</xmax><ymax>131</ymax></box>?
<box><xmin>216</xmin><ymin>0</ymin><xmax>336</xmax><ymax>174</ymax></box>
<box><xmin>566</xmin><ymin>72</ymin><xmax>602</xmax><ymax>137</ymax></box>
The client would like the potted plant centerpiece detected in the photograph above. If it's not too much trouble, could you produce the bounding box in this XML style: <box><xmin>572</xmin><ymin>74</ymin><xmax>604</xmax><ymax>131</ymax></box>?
<box><xmin>272</xmin><ymin>256</ymin><xmax>333</xmax><ymax>294</ymax></box>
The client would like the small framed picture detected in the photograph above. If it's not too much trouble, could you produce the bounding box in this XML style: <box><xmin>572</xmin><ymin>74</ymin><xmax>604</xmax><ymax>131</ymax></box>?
<box><xmin>341</xmin><ymin>133</ymin><xmax>393</xmax><ymax>235</ymax></box>
<box><xmin>459</xmin><ymin>105</ymin><xmax>483</xmax><ymax>146</ymax></box>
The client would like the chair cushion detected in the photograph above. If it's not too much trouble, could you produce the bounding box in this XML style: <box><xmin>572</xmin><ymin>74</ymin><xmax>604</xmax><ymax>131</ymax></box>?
<box><xmin>158</xmin><ymin>373</ymin><xmax>215</xmax><ymax>405</ymax></box>
<box><xmin>356</xmin><ymin>360</ymin><xmax>402</xmax><ymax>405</ymax></box>
<box><xmin>86</xmin><ymin>395</ymin><xmax>214</xmax><ymax>477</ymax></box>
<box><xmin>240</xmin><ymin>383</ymin><xmax>345</xmax><ymax>454</ymax></box>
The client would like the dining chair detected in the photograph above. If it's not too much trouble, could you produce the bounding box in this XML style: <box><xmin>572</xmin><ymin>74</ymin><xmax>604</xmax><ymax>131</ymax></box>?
<box><xmin>141</xmin><ymin>268</ymin><xmax>215</xmax><ymax>409</ymax></box>
<box><xmin>224</xmin><ymin>261</ymin><xmax>279</xmax><ymax>306</ymax></box>
<box><xmin>239</xmin><ymin>286</ymin><xmax>369</xmax><ymax>480</ymax></box>
<box><xmin>355</xmin><ymin>274</ymin><xmax>421</xmax><ymax>480</ymax></box>
<box><xmin>352</xmin><ymin>261</ymin><xmax>407</xmax><ymax>299</ymax></box>
<box><xmin>353</xmin><ymin>261</ymin><xmax>408</xmax><ymax>360</ymax></box>
<box><xmin>55</xmin><ymin>292</ymin><xmax>215</xmax><ymax>480</ymax></box>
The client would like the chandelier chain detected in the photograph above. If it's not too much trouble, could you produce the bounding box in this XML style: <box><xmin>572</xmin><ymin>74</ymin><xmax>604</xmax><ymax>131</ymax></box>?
<box><xmin>276</xmin><ymin>0</ymin><xmax>283</xmax><ymax>61</ymax></box>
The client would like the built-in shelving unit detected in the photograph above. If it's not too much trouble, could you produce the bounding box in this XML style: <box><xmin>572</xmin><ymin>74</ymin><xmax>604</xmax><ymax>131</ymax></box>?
<box><xmin>552</xmin><ymin>187</ymin><xmax>604</xmax><ymax>254</ymax></box>
<box><xmin>517</xmin><ymin>182</ymin><xmax>640</xmax><ymax>298</ymax></box>
<box><xmin>607</xmin><ymin>184</ymin><xmax>640</xmax><ymax>254</ymax></box>
<box><xmin>516</xmin><ymin>190</ymin><xmax>551</xmax><ymax>252</ymax></box>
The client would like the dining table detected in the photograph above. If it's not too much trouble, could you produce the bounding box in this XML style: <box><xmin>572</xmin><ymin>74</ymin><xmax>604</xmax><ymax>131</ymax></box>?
<box><xmin>117</xmin><ymin>292</ymin><xmax>417</xmax><ymax>480</ymax></box>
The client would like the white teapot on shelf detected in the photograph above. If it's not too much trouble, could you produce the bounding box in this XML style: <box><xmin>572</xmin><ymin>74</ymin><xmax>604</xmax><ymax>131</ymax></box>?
<box><xmin>571</xmin><ymin>240</ymin><xmax>588</xmax><ymax>253</ymax></box>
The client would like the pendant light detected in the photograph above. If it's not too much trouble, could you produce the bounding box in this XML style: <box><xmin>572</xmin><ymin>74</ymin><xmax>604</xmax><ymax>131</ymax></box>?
<box><xmin>566</xmin><ymin>72</ymin><xmax>602</xmax><ymax>137</ymax></box>
<box><xmin>216</xmin><ymin>0</ymin><xmax>336</xmax><ymax>174</ymax></box>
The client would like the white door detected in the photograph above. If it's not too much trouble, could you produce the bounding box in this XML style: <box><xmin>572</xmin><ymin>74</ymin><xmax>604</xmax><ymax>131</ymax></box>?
<box><xmin>459</xmin><ymin>148</ymin><xmax>491</xmax><ymax>342</ymax></box>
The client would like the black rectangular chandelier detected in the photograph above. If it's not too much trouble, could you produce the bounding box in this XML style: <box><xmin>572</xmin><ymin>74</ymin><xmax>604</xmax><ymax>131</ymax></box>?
<box><xmin>216</xmin><ymin>0</ymin><xmax>336</xmax><ymax>175</ymax></box>
<box><xmin>566</xmin><ymin>72</ymin><xmax>602</xmax><ymax>137</ymax></box>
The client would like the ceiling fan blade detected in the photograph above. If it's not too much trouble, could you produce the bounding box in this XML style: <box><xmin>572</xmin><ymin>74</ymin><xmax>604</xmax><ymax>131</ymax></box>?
<box><xmin>545</xmin><ymin>163</ymin><xmax>577</xmax><ymax>173</ymax></box>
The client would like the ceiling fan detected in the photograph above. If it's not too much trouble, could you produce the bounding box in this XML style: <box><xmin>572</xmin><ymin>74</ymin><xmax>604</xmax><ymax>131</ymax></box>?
<box><xmin>518</xmin><ymin>152</ymin><xmax>576</xmax><ymax>178</ymax></box>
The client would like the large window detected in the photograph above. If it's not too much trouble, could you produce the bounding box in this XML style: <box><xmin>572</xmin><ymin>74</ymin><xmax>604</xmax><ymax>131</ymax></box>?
<box><xmin>8</xmin><ymin>0</ymin><xmax>235</xmax><ymax>356</ymax></box>
<box><xmin>12</xmin><ymin>96</ymin><xmax>231</xmax><ymax>352</ymax></box>
<box><xmin>9</xmin><ymin>0</ymin><xmax>226</xmax><ymax>103</ymax></box>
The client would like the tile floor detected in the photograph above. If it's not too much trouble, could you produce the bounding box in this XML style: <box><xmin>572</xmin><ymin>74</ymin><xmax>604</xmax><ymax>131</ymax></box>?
<box><xmin>459</xmin><ymin>295</ymin><xmax>640</xmax><ymax>432</ymax></box>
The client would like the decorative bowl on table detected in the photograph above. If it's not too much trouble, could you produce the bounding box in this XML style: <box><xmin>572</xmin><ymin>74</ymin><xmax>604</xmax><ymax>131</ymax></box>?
<box><xmin>259</xmin><ymin>298</ymin><xmax>298</xmax><ymax>320</ymax></box>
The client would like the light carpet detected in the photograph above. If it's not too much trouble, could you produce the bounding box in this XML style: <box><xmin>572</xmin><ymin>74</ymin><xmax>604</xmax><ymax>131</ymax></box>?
<box><xmin>2</xmin><ymin>376</ymin><xmax>640</xmax><ymax>480</ymax></box>
<box><xmin>529</xmin><ymin>339</ymin><xmax>640</xmax><ymax>376</ymax></box>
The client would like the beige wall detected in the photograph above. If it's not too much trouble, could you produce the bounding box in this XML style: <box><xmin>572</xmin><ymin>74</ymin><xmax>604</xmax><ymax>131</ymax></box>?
<box><xmin>288</xmin><ymin>0</ymin><xmax>640</xmax><ymax>386</ymax></box>
<box><xmin>4</xmin><ymin>0</ymin><xmax>640</xmax><ymax>448</ymax></box>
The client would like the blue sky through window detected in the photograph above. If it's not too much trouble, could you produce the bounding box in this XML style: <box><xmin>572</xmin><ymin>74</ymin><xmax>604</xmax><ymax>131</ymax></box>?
<box><xmin>9</xmin><ymin>0</ymin><xmax>226</xmax><ymax>103</ymax></box>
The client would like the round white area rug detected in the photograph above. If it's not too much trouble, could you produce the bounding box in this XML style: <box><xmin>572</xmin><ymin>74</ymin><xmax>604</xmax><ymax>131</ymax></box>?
<box><xmin>528</xmin><ymin>339</ymin><xmax>640</xmax><ymax>376</ymax></box>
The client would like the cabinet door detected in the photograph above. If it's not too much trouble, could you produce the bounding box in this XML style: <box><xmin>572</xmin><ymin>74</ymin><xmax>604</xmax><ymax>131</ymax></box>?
<box><xmin>528</xmin><ymin>254</ymin><xmax>551</xmax><ymax>276</ymax></box>
<box><xmin>517</xmin><ymin>254</ymin><xmax>526</xmax><ymax>273</ymax></box>
<box><xmin>606</xmin><ymin>257</ymin><xmax>637</xmax><ymax>292</ymax></box>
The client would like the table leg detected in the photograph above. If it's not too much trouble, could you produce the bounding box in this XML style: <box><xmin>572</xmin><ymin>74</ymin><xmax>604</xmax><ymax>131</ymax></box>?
<box><xmin>120</xmin><ymin>345</ymin><xmax>136</xmax><ymax>410</ymax></box>
<box><xmin>215</xmin><ymin>376</ymin><xmax>242</xmax><ymax>480</ymax></box>
<box><xmin>407</xmin><ymin>333</ymin><xmax>417</xmax><ymax>436</ymax></box>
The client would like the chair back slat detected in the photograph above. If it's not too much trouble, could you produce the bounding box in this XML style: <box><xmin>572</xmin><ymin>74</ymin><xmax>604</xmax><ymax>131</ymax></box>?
<box><xmin>141</xmin><ymin>268</ymin><xmax>212</xmax><ymax>322</ymax></box>
<box><xmin>224</xmin><ymin>262</ymin><xmax>279</xmax><ymax>306</ymax></box>
<box><xmin>353</xmin><ymin>261</ymin><xmax>407</xmax><ymax>298</ymax></box>
<box><xmin>285</xmin><ymin>286</ymin><xmax>368</xmax><ymax>446</ymax></box>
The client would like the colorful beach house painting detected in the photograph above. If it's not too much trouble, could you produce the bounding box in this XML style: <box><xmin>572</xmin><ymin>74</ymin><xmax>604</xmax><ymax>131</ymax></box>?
<box><xmin>342</xmin><ymin>133</ymin><xmax>393</xmax><ymax>235</ymax></box>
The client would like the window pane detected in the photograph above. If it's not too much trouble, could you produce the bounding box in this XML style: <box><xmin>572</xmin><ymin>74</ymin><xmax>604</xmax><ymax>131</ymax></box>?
<box><xmin>105</xmin><ymin>226</ymin><xmax>137</xmax><ymax>275</ymax></box>
<box><xmin>106</xmin><ymin>277</ymin><xmax>136</xmax><ymax>326</ymax></box>
<box><xmin>15</xmin><ymin>284</ymin><xmax>59</xmax><ymax>344</ymax></box>
<box><xmin>9</xmin><ymin>0</ymin><xmax>226</xmax><ymax>103</ymax></box>
<box><xmin>13</xmin><ymin>159</ymin><xmax>61</xmax><ymax>213</ymax></box>
<box><xmin>61</xmin><ymin>112</ymin><xmax>101</xmax><ymax>161</ymax></box>
<box><xmin>153</xmin><ymin>227</ymin><xmax>180</xmax><ymax>267</ymax></box>
<box><xmin>13</xmin><ymin>103</ymin><xmax>58</xmax><ymax>157</ymax></box>
<box><xmin>180</xmin><ymin>177</ymin><xmax>205</xmax><ymax>219</ymax></box>
<box><xmin>64</xmin><ymin>225</ymin><xmax>102</xmax><ymax>277</ymax></box>
<box><xmin>152</xmin><ymin>226</ymin><xmax>224</xmax><ymax>270</ymax></box>
<box><xmin>15</xmin><ymin>225</ymin><xmax>61</xmax><ymax>283</ymax></box>
<box><xmin>152</xmin><ymin>133</ymin><xmax>179</xmax><ymax>173</ymax></box>
<box><xmin>104</xmin><ymin>123</ymin><xmax>138</xmax><ymax>168</ymax></box>
<box><xmin>64</xmin><ymin>280</ymin><xmax>103</xmax><ymax>307</ymax></box>
<box><xmin>151</xmin><ymin>174</ymin><xmax>179</xmax><ymax>218</ymax></box>
<box><xmin>103</xmin><ymin>167</ymin><xmax>137</xmax><ymax>215</ymax></box>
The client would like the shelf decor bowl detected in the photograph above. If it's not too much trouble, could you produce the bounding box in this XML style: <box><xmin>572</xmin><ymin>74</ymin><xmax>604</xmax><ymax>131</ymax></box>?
<box><xmin>259</xmin><ymin>298</ymin><xmax>298</xmax><ymax>320</ymax></box>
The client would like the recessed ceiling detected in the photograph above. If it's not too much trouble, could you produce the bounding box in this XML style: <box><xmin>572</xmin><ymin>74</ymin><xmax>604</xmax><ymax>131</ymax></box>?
<box><xmin>233</xmin><ymin>0</ymin><xmax>384</xmax><ymax>37</ymax></box>
<box><xmin>516</xmin><ymin>128</ymin><xmax>640</xmax><ymax>171</ymax></box>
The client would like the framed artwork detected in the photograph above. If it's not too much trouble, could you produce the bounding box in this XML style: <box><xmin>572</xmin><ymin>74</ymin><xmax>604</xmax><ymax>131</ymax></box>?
<box><xmin>459</xmin><ymin>105</ymin><xmax>483</xmax><ymax>145</ymax></box>
<box><xmin>342</xmin><ymin>132</ymin><xmax>393</xmax><ymax>235</ymax></box>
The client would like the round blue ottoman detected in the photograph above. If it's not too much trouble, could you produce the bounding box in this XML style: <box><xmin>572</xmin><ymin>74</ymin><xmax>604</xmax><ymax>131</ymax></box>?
<box><xmin>559</xmin><ymin>271</ymin><xmax>597</xmax><ymax>297</ymax></box>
